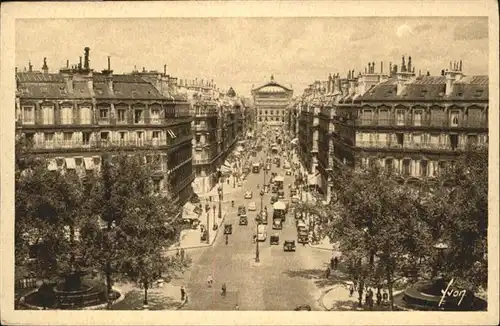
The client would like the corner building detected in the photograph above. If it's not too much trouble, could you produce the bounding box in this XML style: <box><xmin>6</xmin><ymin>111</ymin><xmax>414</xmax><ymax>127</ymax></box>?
<box><xmin>15</xmin><ymin>48</ymin><xmax>194</xmax><ymax>206</ymax></box>
<box><xmin>332</xmin><ymin>57</ymin><xmax>489</xmax><ymax>183</ymax></box>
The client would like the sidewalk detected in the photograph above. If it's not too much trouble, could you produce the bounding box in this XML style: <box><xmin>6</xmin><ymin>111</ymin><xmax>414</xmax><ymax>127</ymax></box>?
<box><xmin>319</xmin><ymin>283</ymin><xmax>405</xmax><ymax>311</ymax></box>
<box><xmin>196</xmin><ymin>176</ymin><xmax>244</xmax><ymax>201</ymax></box>
<box><xmin>166</xmin><ymin>205</ymin><xmax>228</xmax><ymax>251</ymax></box>
<box><xmin>111</xmin><ymin>281</ymin><xmax>187</xmax><ymax>310</ymax></box>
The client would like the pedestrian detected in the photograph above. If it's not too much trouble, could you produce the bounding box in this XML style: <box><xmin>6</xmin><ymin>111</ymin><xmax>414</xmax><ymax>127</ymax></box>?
<box><xmin>368</xmin><ymin>288</ymin><xmax>374</xmax><ymax>310</ymax></box>
<box><xmin>207</xmin><ymin>275</ymin><xmax>213</xmax><ymax>288</ymax></box>
<box><xmin>176</xmin><ymin>248</ymin><xmax>180</xmax><ymax>259</ymax></box>
<box><xmin>180</xmin><ymin>248</ymin><xmax>185</xmax><ymax>261</ymax></box>
<box><xmin>325</xmin><ymin>267</ymin><xmax>330</xmax><ymax>279</ymax></box>
<box><xmin>376</xmin><ymin>289</ymin><xmax>382</xmax><ymax>306</ymax></box>
<box><xmin>221</xmin><ymin>283</ymin><xmax>227</xmax><ymax>296</ymax></box>
<box><xmin>180</xmin><ymin>286</ymin><xmax>186</xmax><ymax>301</ymax></box>
<box><xmin>330</xmin><ymin>257</ymin><xmax>335</xmax><ymax>270</ymax></box>
<box><xmin>235</xmin><ymin>304</ymin><xmax>239</xmax><ymax>310</ymax></box>
<box><xmin>333</xmin><ymin>257</ymin><xmax>339</xmax><ymax>270</ymax></box>
<box><xmin>349</xmin><ymin>283</ymin><xmax>354</xmax><ymax>297</ymax></box>
<box><xmin>382</xmin><ymin>291</ymin><xmax>388</xmax><ymax>304</ymax></box>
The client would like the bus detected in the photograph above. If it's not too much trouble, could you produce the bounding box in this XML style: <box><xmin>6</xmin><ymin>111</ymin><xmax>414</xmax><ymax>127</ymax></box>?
<box><xmin>252</xmin><ymin>163</ymin><xmax>260</xmax><ymax>173</ymax></box>
<box><xmin>257</xmin><ymin>224</ymin><xmax>267</xmax><ymax>241</ymax></box>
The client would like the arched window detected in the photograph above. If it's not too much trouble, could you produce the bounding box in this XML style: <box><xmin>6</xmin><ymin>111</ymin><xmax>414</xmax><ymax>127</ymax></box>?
<box><xmin>265</xmin><ymin>110</ymin><xmax>268</xmax><ymax>115</ymax></box>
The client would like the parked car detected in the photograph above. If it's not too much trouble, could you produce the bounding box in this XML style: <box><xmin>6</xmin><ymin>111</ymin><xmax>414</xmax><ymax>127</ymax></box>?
<box><xmin>285</xmin><ymin>170</ymin><xmax>292</xmax><ymax>176</ymax></box>
<box><xmin>291</xmin><ymin>195</ymin><xmax>300</xmax><ymax>204</ymax></box>
<box><xmin>270</xmin><ymin>195</ymin><xmax>278</xmax><ymax>204</ymax></box>
<box><xmin>283</xmin><ymin>240</ymin><xmax>296</xmax><ymax>252</ymax></box>
<box><xmin>224</xmin><ymin>224</ymin><xmax>233</xmax><ymax>234</ymax></box>
<box><xmin>239</xmin><ymin>216</ymin><xmax>248</xmax><ymax>225</ymax></box>
<box><xmin>238</xmin><ymin>205</ymin><xmax>246</xmax><ymax>216</ymax></box>
<box><xmin>248</xmin><ymin>202</ymin><xmax>257</xmax><ymax>211</ymax></box>
<box><xmin>244</xmin><ymin>191</ymin><xmax>253</xmax><ymax>199</ymax></box>
<box><xmin>270</xmin><ymin>233</ymin><xmax>280</xmax><ymax>245</ymax></box>
<box><xmin>257</xmin><ymin>212</ymin><xmax>268</xmax><ymax>224</ymax></box>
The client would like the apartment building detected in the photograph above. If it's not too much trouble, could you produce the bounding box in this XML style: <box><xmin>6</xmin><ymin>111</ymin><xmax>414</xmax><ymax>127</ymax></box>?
<box><xmin>332</xmin><ymin>57</ymin><xmax>488</xmax><ymax>183</ymax></box>
<box><xmin>15</xmin><ymin>47</ymin><xmax>195</xmax><ymax>206</ymax></box>
<box><xmin>179</xmin><ymin>79</ymin><xmax>247</xmax><ymax>194</ymax></box>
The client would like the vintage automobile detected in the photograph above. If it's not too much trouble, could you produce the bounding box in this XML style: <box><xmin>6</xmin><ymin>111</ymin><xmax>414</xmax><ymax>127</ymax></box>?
<box><xmin>237</xmin><ymin>205</ymin><xmax>246</xmax><ymax>216</ymax></box>
<box><xmin>278</xmin><ymin>190</ymin><xmax>285</xmax><ymax>200</ymax></box>
<box><xmin>257</xmin><ymin>212</ymin><xmax>268</xmax><ymax>224</ymax></box>
<box><xmin>270</xmin><ymin>195</ymin><xmax>278</xmax><ymax>204</ymax></box>
<box><xmin>297</xmin><ymin>233</ymin><xmax>308</xmax><ymax>244</ymax></box>
<box><xmin>283</xmin><ymin>240</ymin><xmax>296</xmax><ymax>252</ymax></box>
<box><xmin>272</xmin><ymin>217</ymin><xmax>283</xmax><ymax>230</ymax></box>
<box><xmin>290</xmin><ymin>188</ymin><xmax>297</xmax><ymax>196</ymax></box>
<box><xmin>239</xmin><ymin>216</ymin><xmax>248</xmax><ymax>225</ymax></box>
<box><xmin>285</xmin><ymin>169</ymin><xmax>292</xmax><ymax>176</ymax></box>
<box><xmin>291</xmin><ymin>195</ymin><xmax>300</xmax><ymax>204</ymax></box>
<box><xmin>224</xmin><ymin>224</ymin><xmax>233</xmax><ymax>235</ymax></box>
<box><xmin>244</xmin><ymin>191</ymin><xmax>253</xmax><ymax>199</ymax></box>
<box><xmin>248</xmin><ymin>202</ymin><xmax>257</xmax><ymax>211</ymax></box>
<box><xmin>270</xmin><ymin>233</ymin><xmax>280</xmax><ymax>245</ymax></box>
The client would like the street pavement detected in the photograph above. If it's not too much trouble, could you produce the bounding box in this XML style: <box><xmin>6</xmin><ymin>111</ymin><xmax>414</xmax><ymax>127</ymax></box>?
<box><xmin>177</xmin><ymin>146</ymin><xmax>333</xmax><ymax>311</ymax></box>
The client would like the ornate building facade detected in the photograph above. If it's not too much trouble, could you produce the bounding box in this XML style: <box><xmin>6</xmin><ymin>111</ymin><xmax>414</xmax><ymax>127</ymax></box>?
<box><xmin>252</xmin><ymin>75</ymin><xmax>293</xmax><ymax>128</ymax></box>
<box><xmin>334</xmin><ymin>58</ymin><xmax>488</xmax><ymax>182</ymax></box>
<box><xmin>15</xmin><ymin>47</ymin><xmax>195</xmax><ymax>206</ymax></box>
<box><xmin>178</xmin><ymin>79</ymin><xmax>247</xmax><ymax>194</ymax></box>
<box><xmin>291</xmin><ymin>57</ymin><xmax>489</xmax><ymax>201</ymax></box>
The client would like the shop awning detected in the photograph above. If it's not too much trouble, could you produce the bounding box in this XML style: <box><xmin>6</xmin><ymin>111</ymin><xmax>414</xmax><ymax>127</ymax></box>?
<box><xmin>47</xmin><ymin>159</ymin><xmax>57</xmax><ymax>171</ymax></box>
<box><xmin>273</xmin><ymin>201</ymin><xmax>286</xmax><ymax>210</ymax></box>
<box><xmin>83</xmin><ymin>157</ymin><xmax>94</xmax><ymax>170</ymax></box>
<box><xmin>65</xmin><ymin>157</ymin><xmax>76</xmax><ymax>169</ymax></box>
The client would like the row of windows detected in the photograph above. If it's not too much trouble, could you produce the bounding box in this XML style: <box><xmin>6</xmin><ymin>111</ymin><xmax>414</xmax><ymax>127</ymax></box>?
<box><xmin>355</xmin><ymin>107</ymin><xmax>486</xmax><ymax>128</ymax></box>
<box><xmin>19</xmin><ymin>104</ymin><xmax>187</xmax><ymax>126</ymax></box>
<box><xmin>257</xmin><ymin>109</ymin><xmax>286</xmax><ymax>116</ymax></box>
<box><xmin>258</xmin><ymin>117</ymin><xmax>285</xmax><ymax>122</ymax></box>
<box><xmin>22</xmin><ymin>128</ymin><xmax>192</xmax><ymax>150</ymax></box>
<box><xmin>360</xmin><ymin>157</ymin><xmax>449</xmax><ymax>178</ymax></box>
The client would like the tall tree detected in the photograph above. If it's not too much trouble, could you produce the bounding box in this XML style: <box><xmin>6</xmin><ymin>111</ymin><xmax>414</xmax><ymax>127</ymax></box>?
<box><xmin>15</xmin><ymin>136</ymin><xmax>86</xmax><ymax>278</ymax></box>
<box><xmin>80</xmin><ymin>152</ymin><xmax>185</xmax><ymax>304</ymax></box>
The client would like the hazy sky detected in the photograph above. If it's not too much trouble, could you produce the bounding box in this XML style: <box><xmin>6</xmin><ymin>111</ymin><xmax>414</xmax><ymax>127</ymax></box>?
<box><xmin>16</xmin><ymin>17</ymin><xmax>488</xmax><ymax>97</ymax></box>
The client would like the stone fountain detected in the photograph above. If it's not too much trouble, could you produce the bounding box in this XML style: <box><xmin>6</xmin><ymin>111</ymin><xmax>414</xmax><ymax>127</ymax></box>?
<box><xmin>393</xmin><ymin>277</ymin><xmax>487</xmax><ymax>311</ymax></box>
<box><xmin>20</xmin><ymin>263</ymin><xmax>120</xmax><ymax>310</ymax></box>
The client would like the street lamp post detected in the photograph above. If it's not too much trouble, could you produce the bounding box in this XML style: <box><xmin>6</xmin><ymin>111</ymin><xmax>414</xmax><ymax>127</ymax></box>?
<box><xmin>218</xmin><ymin>183</ymin><xmax>223</xmax><ymax>221</ymax></box>
<box><xmin>433</xmin><ymin>241</ymin><xmax>449</xmax><ymax>278</ymax></box>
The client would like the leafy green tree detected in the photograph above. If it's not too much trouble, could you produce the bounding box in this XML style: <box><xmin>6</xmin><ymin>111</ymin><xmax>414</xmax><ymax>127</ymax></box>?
<box><xmin>79</xmin><ymin>152</ymin><xmax>185</xmax><ymax>306</ymax></box>
<box><xmin>15</xmin><ymin>136</ymin><xmax>86</xmax><ymax>278</ymax></box>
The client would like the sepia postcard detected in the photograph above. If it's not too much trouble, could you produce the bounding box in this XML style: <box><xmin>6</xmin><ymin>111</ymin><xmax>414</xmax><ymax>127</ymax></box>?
<box><xmin>1</xmin><ymin>1</ymin><xmax>498</xmax><ymax>325</ymax></box>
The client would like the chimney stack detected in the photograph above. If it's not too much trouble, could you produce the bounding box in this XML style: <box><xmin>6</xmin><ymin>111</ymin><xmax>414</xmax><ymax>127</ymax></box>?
<box><xmin>28</xmin><ymin>61</ymin><xmax>32</xmax><ymax>72</ymax></box>
<box><xmin>389</xmin><ymin>62</ymin><xmax>392</xmax><ymax>75</ymax></box>
<box><xmin>459</xmin><ymin>60</ymin><xmax>462</xmax><ymax>71</ymax></box>
<box><xmin>84</xmin><ymin>47</ymin><xmax>90</xmax><ymax>70</ymax></box>
<box><xmin>164</xmin><ymin>64</ymin><xmax>167</xmax><ymax>75</ymax></box>
<box><xmin>79</xmin><ymin>57</ymin><xmax>82</xmax><ymax>70</ymax></box>
<box><xmin>42</xmin><ymin>57</ymin><xmax>49</xmax><ymax>74</ymax></box>
<box><xmin>380</xmin><ymin>61</ymin><xmax>383</xmax><ymax>74</ymax></box>
<box><xmin>408</xmin><ymin>56</ymin><xmax>412</xmax><ymax>73</ymax></box>
<box><xmin>401</xmin><ymin>56</ymin><xmax>406</xmax><ymax>72</ymax></box>
<box><xmin>365</xmin><ymin>67</ymin><xmax>367</xmax><ymax>74</ymax></box>
<box><xmin>66</xmin><ymin>60</ymin><xmax>69</xmax><ymax>68</ymax></box>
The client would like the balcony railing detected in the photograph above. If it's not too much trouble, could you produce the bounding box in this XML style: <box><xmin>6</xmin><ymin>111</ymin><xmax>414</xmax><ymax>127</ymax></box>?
<box><xmin>355</xmin><ymin>140</ymin><xmax>469</xmax><ymax>152</ymax></box>
<box><xmin>27</xmin><ymin>137</ymin><xmax>192</xmax><ymax>151</ymax></box>
<box><xmin>355</xmin><ymin>118</ymin><xmax>486</xmax><ymax>129</ymax></box>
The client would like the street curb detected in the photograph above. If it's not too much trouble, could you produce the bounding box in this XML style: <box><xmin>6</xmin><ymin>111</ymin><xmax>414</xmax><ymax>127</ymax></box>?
<box><xmin>318</xmin><ymin>284</ymin><xmax>406</xmax><ymax>311</ymax></box>
<box><xmin>307</xmin><ymin>244</ymin><xmax>335</xmax><ymax>251</ymax></box>
<box><xmin>164</xmin><ymin>212</ymin><xmax>227</xmax><ymax>252</ymax></box>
